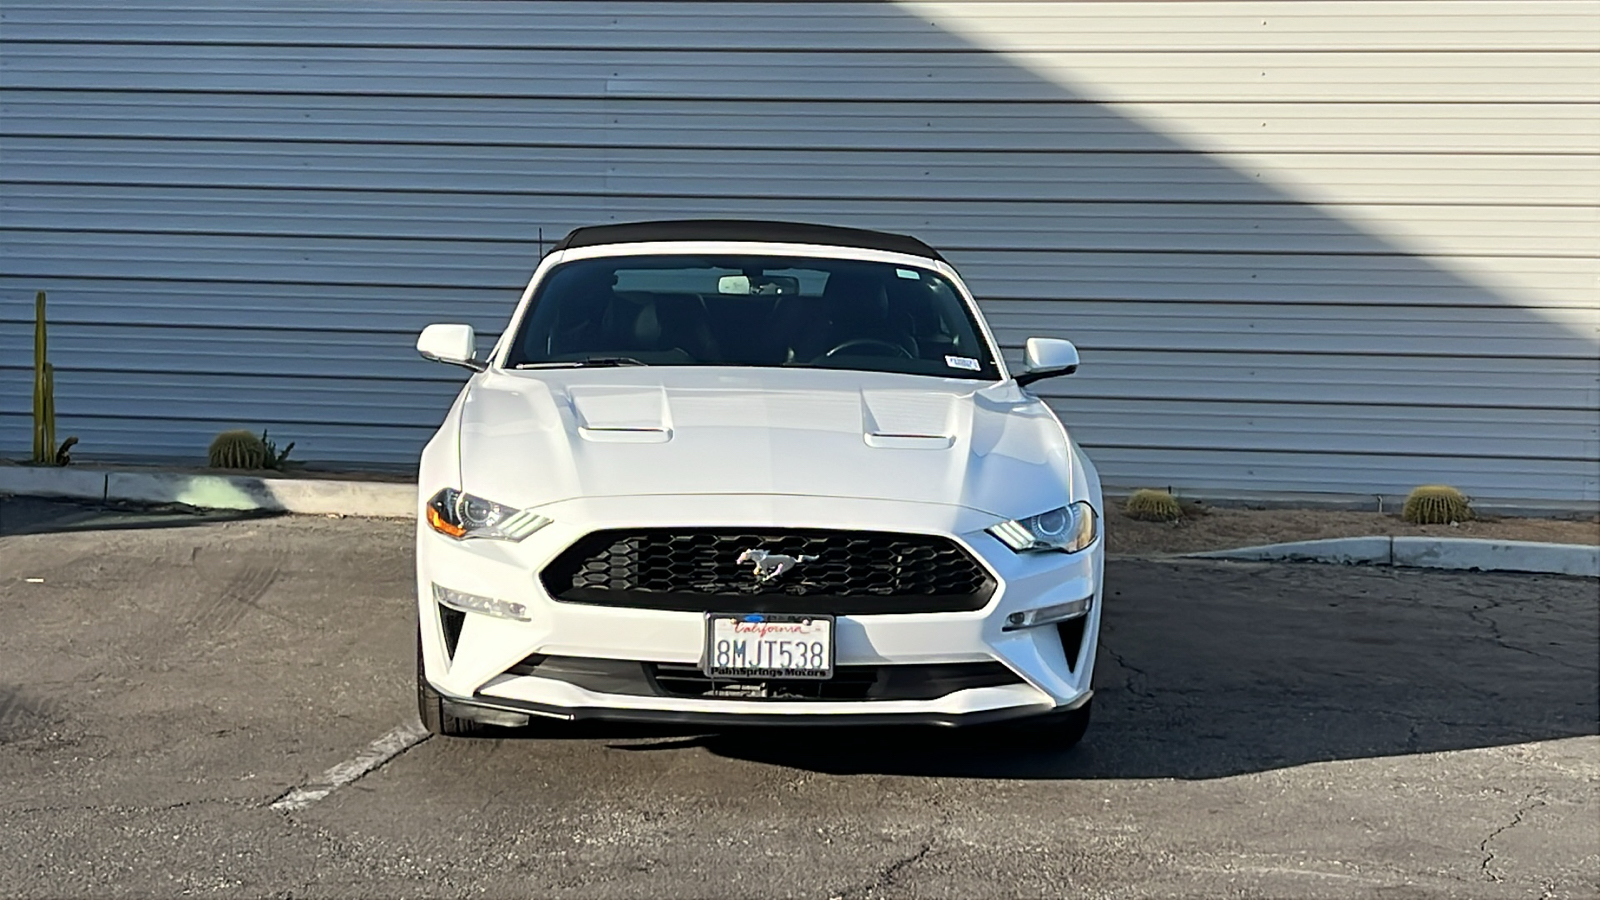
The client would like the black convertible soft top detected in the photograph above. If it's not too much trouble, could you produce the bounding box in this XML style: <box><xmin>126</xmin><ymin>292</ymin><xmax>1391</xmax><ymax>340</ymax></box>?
<box><xmin>550</xmin><ymin>219</ymin><xmax>945</xmax><ymax>261</ymax></box>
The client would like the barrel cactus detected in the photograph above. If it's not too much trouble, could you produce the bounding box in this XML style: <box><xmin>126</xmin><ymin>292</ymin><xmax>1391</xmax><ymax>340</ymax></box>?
<box><xmin>208</xmin><ymin>429</ymin><xmax>270</xmax><ymax>469</ymax></box>
<box><xmin>1402</xmin><ymin>485</ymin><xmax>1473</xmax><ymax>524</ymax></box>
<box><xmin>1124</xmin><ymin>488</ymin><xmax>1183</xmax><ymax>522</ymax></box>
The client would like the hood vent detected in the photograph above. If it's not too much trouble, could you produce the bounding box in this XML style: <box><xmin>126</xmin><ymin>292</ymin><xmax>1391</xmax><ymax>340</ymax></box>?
<box><xmin>577</xmin><ymin>425</ymin><xmax>672</xmax><ymax>443</ymax></box>
<box><xmin>863</xmin><ymin>432</ymin><xmax>955</xmax><ymax>450</ymax></box>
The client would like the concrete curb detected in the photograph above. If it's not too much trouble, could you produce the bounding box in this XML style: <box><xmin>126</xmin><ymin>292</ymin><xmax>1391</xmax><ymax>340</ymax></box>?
<box><xmin>1191</xmin><ymin>536</ymin><xmax>1599</xmax><ymax>578</ymax></box>
<box><xmin>0</xmin><ymin>465</ymin><xmax>414</xmax><ymax>518</ymax></box>
<box><xmin>5</xmin><ymin>465</ymin><xmax>1595</xmax><ymax>577</ymax></box>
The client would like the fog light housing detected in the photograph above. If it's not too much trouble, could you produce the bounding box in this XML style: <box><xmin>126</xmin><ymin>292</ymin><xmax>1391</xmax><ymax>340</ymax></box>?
<box><xmin>1002</xmin><ymin>596</ymin><xmax>1093</xmax><ymax>631</ymax></box>
<box><xmin>432</xmin><ymin>583</ymin><xmax>530</xmax><ymax>622</ymax></box>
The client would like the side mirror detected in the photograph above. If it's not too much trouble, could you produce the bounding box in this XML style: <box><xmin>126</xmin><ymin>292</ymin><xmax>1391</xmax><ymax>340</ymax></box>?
<box><xmin>417</xmin><ymin>324</ymin><xmax>485</xmax><ymax>371</ymax></box>
<box><xmin>1015</xmin><ymin>337</ymin><xmax>1079</xmax><ymax>387</ymax></box>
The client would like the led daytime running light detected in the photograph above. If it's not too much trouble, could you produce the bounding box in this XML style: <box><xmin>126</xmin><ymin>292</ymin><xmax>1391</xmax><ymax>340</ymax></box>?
<box><xmin>432</xmin><ymin>583</ymin><xmax>530</xmax><ymax>622</ymax></box>
<box><xmin>987</xmin><ymin>502</ymin><xmax>1098</xmax><ymax>554</ymax></box>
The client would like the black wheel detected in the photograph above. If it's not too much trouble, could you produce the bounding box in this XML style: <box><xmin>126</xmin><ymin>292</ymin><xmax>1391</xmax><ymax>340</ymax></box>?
<box><xmin>416</xmin><ymin>634</ymin><xmax>487</xmax><ymax>738</ymax></box>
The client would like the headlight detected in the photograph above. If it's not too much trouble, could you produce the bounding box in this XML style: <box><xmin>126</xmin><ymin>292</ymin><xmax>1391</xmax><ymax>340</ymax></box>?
<box><xmin>988</xmin><ymin>501</ymin><xmax>1098</xmax><ymax>553</ymax></box>
<box><xmin>425</xmin><ymin>488</ymin><xmax>551</xmax><ymax>541</ymax></box>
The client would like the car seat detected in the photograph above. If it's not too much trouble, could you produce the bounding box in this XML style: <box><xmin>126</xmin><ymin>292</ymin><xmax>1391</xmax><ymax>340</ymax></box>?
<box><xmin>599</xmin><ymin>292</ymin><xmax>719</xmax><ymax>362</ymax></box>
<box><xmin>806</xmin><ymin>271</ymin><xmax>920</xmax><ymax>361</ymax></box>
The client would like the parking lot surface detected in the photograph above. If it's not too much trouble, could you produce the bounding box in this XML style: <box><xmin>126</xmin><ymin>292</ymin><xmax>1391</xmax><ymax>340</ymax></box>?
<box><xmin>1</xmin><ymin>498</ymin><xmax>1595</xmax><ymax>899</ymax></box>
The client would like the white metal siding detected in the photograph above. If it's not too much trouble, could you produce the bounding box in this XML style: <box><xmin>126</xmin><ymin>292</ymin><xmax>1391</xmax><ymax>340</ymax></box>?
<box><xmin>1</xmin><ymin>1</ymin><xmax>1596</xmax><ymax>502</ymax></box>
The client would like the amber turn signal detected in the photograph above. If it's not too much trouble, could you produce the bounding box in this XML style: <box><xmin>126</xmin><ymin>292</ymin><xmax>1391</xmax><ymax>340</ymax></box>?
<box><xmin>425</xmin><ymin>503</ymin><xmax>466</xmax><ymax>538</ymax></box>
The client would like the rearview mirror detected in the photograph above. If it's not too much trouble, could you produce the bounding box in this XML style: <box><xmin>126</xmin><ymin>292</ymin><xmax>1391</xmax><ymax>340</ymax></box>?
<box><xmin>417</xmin><ymin>323</ymin><xmax>484</xmax><ymax>371</ymax></box>
<box><xmin>718</xmin><ymin>274</ymin><xmax>800</xmax><ymax>296</ymax></box>
<box><xmin>1015</xmin><ymin>337</ymin><xmax>1079</xmax><ymax>387</ymax></box>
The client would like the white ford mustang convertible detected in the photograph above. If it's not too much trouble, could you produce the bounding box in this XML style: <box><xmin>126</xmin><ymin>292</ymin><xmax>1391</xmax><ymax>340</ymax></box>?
<box><xmin>414</xmin><ymin>220</ymin><xmax>1103</xmax><ymax>745</ymax></box>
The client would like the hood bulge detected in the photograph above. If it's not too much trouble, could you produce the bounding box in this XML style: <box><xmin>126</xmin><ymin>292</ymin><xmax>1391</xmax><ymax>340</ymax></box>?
<box><xmin>456</xmin><ymin>368</ymin><xmax>1075</xmax><ymax>519</ymax></box>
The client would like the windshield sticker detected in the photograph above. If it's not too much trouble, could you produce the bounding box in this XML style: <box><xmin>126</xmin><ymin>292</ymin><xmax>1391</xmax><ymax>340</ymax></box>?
<box><xmin>895</xmin><ymin>268</ymin><xmax>921</xmax><ymax>280</ymax></box>
<box><xmin>945</xmin><ymin>355</ymin><xmax>980</xmax><ymax>371</ymax></box>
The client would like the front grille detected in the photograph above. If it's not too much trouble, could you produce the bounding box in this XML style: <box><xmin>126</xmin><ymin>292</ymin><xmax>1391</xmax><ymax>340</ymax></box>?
<box><xmin>540</xmin><ymin>528</ymin><xmax>994</xmax><ymax>614</ymax></box>
<box><xmin>503</xmin><ymin>654</ymin><xmax>1023</xmax><ymax>702</ymax></box>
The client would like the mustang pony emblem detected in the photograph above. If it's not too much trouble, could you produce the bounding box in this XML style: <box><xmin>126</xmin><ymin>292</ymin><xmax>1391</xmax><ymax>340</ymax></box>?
<box><xmin>736</xmin><ymin>549</ymin><xmax>818</xmax><ymax>583</ymax></box>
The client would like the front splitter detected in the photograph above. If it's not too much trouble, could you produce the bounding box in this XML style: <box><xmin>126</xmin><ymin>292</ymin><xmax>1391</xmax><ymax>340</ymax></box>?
<box><xmin>445</xmin><ymin>689</ymin><xmax>1091</xmax><ymax>729</ymax></box>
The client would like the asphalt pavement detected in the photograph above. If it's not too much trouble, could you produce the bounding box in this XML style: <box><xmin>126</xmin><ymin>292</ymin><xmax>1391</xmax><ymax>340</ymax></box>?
<box><xmin>1</xmin><ymin>497</ymin><xmax>1595</xmax><ymax>899</ymax></box>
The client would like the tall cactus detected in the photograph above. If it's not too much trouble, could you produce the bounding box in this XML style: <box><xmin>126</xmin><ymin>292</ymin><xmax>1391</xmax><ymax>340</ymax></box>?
<box><xmin>31</xmin><ymin>291</ymin><xmax>55</xmax><ymax>464</ymax></box>
<box><xmin>30</xmin><ymin>291</ymin><xmax>75</xmax><ymax>465</ymax></box>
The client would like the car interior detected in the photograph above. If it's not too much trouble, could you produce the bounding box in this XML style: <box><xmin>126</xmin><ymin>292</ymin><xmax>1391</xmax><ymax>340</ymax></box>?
<box><xmin>508</xmin><ymin>256</ymin><xmax>998</xmax><ymax>379</ymax></box>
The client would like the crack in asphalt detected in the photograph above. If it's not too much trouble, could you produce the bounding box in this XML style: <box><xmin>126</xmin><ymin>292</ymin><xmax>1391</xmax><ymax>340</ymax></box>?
<box><xmin>840</xmin><ymin>791</ymin><xmax>952</xmax><ymax>899</ymax></box>
<box><xmin>1</xmin><ymin>799</ymin><xmax>212</xmax><ymax>816</ymax></box>
<box><xmin>860</xmin><ymin>840</ymin><xmax>934</xmax><ymax>897</ymax></box>
<box><xmin>1478</xmin><ymin>790</ymin><xmax>1547</xmax><ymax>882</ymax></box>
<box><xmin>1465</xmin><ymin>599</ymin><xmax>1590</xmax><ymax>673</ymax></box>
<box><xmin>1098</xmin><ymin>639</ymin><xmax>1155</xmax><ymax>701</ymax></box>
<box><xmin>1404</xmin><ymin>721</ymin><xmax>1422</xmax><ymax>754</ymax></box>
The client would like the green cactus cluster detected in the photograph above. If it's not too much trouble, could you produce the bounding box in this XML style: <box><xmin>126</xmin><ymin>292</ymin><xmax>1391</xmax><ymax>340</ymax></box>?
<box><xmin>1124</xmin><ymin>488</ymin><xmax>1183</xmax><ymax>522</ymax></box>
<box><xmin>262</xmin><ymin>430</ymin><xmax>295</xmax><ymax>469</ymax></box>
<box><xmin>1402</xmin><ymin>485</ymin><xmax>1472</xmax><ymax>524</ymax></box>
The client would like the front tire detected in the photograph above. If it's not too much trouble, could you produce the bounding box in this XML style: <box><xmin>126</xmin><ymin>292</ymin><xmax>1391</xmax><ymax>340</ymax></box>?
<box><xmin>416</xmin><ymin>635</ymin><xmax>486</xmax><ymax>738</ymax></box>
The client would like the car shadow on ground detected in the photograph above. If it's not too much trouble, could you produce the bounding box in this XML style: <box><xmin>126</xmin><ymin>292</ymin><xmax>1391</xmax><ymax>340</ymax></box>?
<box><xmin>497</xmin><ymin>561</ymin><xmax>1599</xmax><ymax>781</ymax></box>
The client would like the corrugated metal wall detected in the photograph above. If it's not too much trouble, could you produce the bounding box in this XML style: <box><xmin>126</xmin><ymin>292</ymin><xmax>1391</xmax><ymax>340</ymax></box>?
<box><xmin>2</xmin><ymin>1</ymin><xmax>1596</xmax><ymax>502</ymax></box>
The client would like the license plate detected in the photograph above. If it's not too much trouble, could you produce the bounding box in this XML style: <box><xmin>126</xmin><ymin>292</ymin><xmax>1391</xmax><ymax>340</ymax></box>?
<box><xmin>703</xmin><ymin>613</ymin><xmax>834</xmax><ymax>679</ymax></box>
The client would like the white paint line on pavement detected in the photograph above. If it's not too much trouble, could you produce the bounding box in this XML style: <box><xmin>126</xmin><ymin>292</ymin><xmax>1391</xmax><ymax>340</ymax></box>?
<box><xmin>270</xmin><ymin>722</ymin><xmax>429</xmax><ymax>812</ymax></box>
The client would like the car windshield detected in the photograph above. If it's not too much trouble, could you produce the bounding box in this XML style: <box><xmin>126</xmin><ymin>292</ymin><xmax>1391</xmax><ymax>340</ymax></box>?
<box><xmin>503</xmin><ymin>254</ymin><xmax>1000</xmax><ymax>380</ymax></box>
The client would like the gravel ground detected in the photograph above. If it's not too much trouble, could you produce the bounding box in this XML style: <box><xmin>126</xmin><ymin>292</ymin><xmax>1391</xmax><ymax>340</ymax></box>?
<box><xmin>0</xmin><ymin>499</ymin><xmax>1595</xmax><ymax>898</ymax></box>
<box><xmin>1106</xmin><ymin>505</ymin><xmax>1600</xmax><ymax>556</ymax></box>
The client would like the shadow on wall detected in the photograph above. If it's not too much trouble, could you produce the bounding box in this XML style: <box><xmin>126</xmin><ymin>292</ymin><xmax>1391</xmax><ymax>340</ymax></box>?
<box><xmin>0</xmin><ymin>1</ymin><xmax>1592</xmax><ymax>499</ymax></box>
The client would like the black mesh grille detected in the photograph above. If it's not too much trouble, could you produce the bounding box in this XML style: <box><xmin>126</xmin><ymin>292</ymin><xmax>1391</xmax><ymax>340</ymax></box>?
<box><xmin>541</xmin><ymin>528</ymin><xmax>993</xmax><ymax>614</ymax></box>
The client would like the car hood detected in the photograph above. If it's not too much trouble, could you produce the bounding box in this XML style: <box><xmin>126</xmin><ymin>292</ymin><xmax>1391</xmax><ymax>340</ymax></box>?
<box><xmin>456</xmin><ymin>367</ymin><xmax>1076</xmax><ymax>519</ymax></box>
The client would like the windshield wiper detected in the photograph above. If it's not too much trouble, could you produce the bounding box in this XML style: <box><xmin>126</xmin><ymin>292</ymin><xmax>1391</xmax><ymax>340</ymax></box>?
<box><xmin>511</xmin><ymin>356</ymin><xmax>649</xmax><ymax>370</ymax></box>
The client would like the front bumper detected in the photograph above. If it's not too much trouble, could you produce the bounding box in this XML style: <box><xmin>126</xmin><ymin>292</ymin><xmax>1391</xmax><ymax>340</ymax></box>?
<box><xmin>417</xmin><ymin>493</ymin><xmax>1102</xmax><ymax>726</ymax></box>
<box><xmin>441</xmin><ymin>686</ymin><xmax>1093</xmax><ymax>729</ymax></box>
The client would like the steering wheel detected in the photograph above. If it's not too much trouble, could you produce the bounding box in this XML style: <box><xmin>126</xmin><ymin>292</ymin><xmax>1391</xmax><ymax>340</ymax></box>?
<box><xmin>820</xmin><ymin>338</ymin><xmax>914</xmax><ymax>360</ymax></box>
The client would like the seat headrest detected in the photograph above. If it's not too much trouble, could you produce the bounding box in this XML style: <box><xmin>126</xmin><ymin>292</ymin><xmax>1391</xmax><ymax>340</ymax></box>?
<box><xmin>821</xmin><ymin>272</ymin><xmax>890</xmax><ymax>322</ymax></box>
